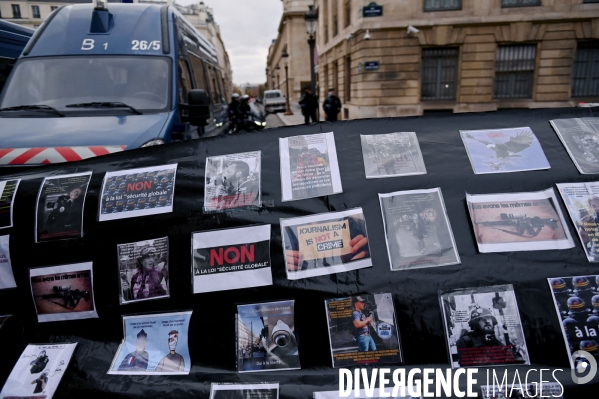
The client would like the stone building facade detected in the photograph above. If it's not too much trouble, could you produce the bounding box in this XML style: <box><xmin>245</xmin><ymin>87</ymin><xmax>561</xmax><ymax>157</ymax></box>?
<box><xmin>312</xmin><ymin>0</ymin><xmax>599</xmax><ymax>120</ymax></box>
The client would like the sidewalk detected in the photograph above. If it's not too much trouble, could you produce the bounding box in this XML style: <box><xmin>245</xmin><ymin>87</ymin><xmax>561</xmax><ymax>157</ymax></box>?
<box><xmin>275</xmin><ymin>103</ymin><xmax>323</xmax><ymax>126</ymax></box>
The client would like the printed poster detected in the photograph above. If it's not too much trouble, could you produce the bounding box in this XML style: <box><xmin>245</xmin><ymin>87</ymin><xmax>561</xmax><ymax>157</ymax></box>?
<box><xmin>379</xmin><ymin>188</ymin><xmax>459</xmax><ymax>270</ymax></box>
<box><xmin>466</xmin><ymin>188</ymin><xmax>574</xmax><ymax>252</ymax></box>
<box><xmin>547</xmin><ymin>275</ymin><xmax>599</xmax><ymax>369</ymax></box>
<box><xmin>279</xmin><ymin>132</ymin><xmax>342</xmax><ymax>201</ymax></box>
<box><xmin>0</xmin><ymin>343</ymin><xmax>77</xmax><ymax>399</ymax></box>
<box><xmin>35</xmin><ymin>172</ymin><xmax>91</xmax><ymax>242</ymax></box>
<box><xmin>237</xmin><ymin>300</ymin><xmax>299</xmax><ymax>373</ymax></box>
<box><xmin>204</xmin><ymin>151</ymin><xmax>261</xmax><ymax>211</ymax></box>
<box><xmin>481</xmin><ymin>383</ymin><xmax>563</xmax><ymax>399</ymax></box>
<box><xmin>281</xmin><ymin>208</ymin><xmax>372</xmax><ymax>280</ymax></box>
<box><xmin>550</xmin><ymin>117</ymin><xmax>599</xmax><ymax>174</ymax></box>
<box><xmin>117</xmin><ymin>237</ymin><xmax>169</xmax><ymax>304</ymax></box>
<box><xmin>209</xmin><ymin>383</ymin><xmax>279</xmax><ymax>399</ymax></box>
<box><xmin>0</xmin><ymin>179</ymin><xmax>20</xmax><ymax>229</ymax></box>
<box><xmin>325</xmin><ymin>293</ymin><xmax>402</xmax><ymax>368</ymax></box>
<box><xmin>460</xmin><ymin>127</ymin><xmax>550</xmax><ymax>174</ymax></box>
<box><xmin>29</xmin><ymin>262</ymin><xmax>98</xmax><ymax>322</ymax></box>
<box><xmin>439</xmin><ymin>284</ymin><xmax>530</xmax><ymax>369</ymax></box>
<box><xmin>360</xmin><ymin>132</ymin><xmax>426</xmax><ymax>178</ymax></box>
<box><xmin>108</xmin><ymin>311</ymin><xmax>192</xmax><ymax>375</ymax></box>
<box><xmin>192</xmin><ymin>225</ymin><xmax>272</xmax><ymax>293</ymax></box>
<box><xmin>0</xmin><ymin>235</ymin><xmax>16</xmax><ymax>290</ymax></box>
<box><xmin>99</xmin><ymin>164</ymin><xmax>177</xmax><ymax>221</ymax></box>
<box><xmin>556</xmin><ymin>182</ymin><xmax>599</xmax><ymax>263</ymax></box>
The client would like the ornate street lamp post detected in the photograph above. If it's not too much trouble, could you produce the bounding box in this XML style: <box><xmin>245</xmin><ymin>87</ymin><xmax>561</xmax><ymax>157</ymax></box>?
<box><xmin>304</xmin><ymin>5</ymin><xmax>318</xmax><ymax>95</ymax></box>
<box><xmin>282</xmin><ymin>50</ymin><xmax>293</xmax><ymax>115</ymax></box>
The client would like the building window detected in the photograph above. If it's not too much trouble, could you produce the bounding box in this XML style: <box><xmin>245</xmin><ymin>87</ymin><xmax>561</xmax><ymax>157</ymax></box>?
<box><xmin>344</xmin><ymin>0</ymin><xmax>351</xmax><ymax>29</ymax></box>
<box><xmin>494</xmin><ymin>44</ymin><xmax>536</xmax><ymax>99</ymax></box>
<box><xmin>572</xmin><ymin>42</ymin><xmax>599</xmax><ymax>97</ymax></box>
<box><xmin>332</xmin><ymin>1</ymin><xmax>338</xmax><ymax>37</ymax></box>
<box><xmin>501</xmin><ymin>0</ymin><xmax>541</xmax><ymax>8</ymax></box>
<box><xmin>344</xmin><ymin>56</ymin><xmax>351</xmax><ymax>102</ymax></box>
<box><xmin>333</xmin><ymin>60</ymin><xmax>339</xmax><ymax>96</ymax></box>
<box><xmin>424</xmin><ymin>0</ymin><xmax>461</xmax><ymax>12</ymax></box>
<box><xmin>32</xmin><ymin>6</ymin><xmax>40</xmax><ymax>18</ymax></box>
<box><xmin>583</xmin><ymin>0</ymin><xmax>599</xmax><ymax>3</ymax></box>
<box><xmin>421</xmin><ymin>47</ymin><xmax>459</xmax><ymax>101</ymax></box>
<box><xmin>51</xmin><ymin>6</ymin><xmax>58</xmax><ymax>11</ymax></box>
<box><xmin>11</xmin><ymin>4</ymin><xmax>21</xmax><ymax>18</ymax></box>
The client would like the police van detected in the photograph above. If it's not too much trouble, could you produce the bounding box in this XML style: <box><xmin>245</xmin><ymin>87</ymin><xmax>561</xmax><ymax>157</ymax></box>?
<box><xmin>0</xmin><ymin>2</ymin><xmax>229</xmax><ymax>165</ymax></box>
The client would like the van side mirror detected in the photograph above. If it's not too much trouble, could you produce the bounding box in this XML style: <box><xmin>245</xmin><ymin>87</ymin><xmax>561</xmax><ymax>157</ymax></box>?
<box><xmin>185</xmin><ymin>89</ymin><xmax>210</xmax><ymax>126</ymax></box>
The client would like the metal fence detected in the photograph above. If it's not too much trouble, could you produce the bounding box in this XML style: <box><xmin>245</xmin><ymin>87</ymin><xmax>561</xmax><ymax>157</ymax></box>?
<box><xmin>421</xmin><ymin>47</ymin><xmax>459</xmax><ymax>101</ymax></box>
<box><xmin>494</xmin><ymin>44</ymin><xmax>536</xmax><ymax>99</ymax></box>
<box><xmin>572</xmin><ymin>41</ymin><xmax>599</xmax><ymax>97</ymax></box>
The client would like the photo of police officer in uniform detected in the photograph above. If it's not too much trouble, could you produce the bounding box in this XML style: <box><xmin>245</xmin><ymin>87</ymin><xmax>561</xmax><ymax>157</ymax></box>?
<box><xmin>441</xmin><ymin>285</ymin><xmax>530</xmax><ymax>368</ymax></box>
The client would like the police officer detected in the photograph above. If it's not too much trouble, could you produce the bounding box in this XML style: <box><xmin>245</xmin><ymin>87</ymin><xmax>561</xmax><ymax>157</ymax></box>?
<box><xmin>456</xmin><ymin>307</ymin><xmax>504</xmax><ymax>349</ymax></box>
<box><xmin>323</xmin><ymin>87</ymin><xmax>341</xmax><ymax>122</ymax></box>
<box><xmin>234</xmin><ymin>94</ymin><xmax>251</xmax><ymax>133</ymax></box>
<box><xmin>228</xmin><ymin>93</ymin><xmax>240</xmax><ymax>132</ymax></box>
<box><xmin>299</xmin><ymin>87</ymin><xmax>318</xmax><ymax>125</ymax></box>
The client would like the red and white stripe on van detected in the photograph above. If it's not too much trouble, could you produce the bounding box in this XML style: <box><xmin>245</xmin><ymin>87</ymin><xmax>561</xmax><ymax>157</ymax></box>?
<box><xmin>0</xmin><ymin>146</ymin><xmax>126</xmax><ymax>165</ymax></box>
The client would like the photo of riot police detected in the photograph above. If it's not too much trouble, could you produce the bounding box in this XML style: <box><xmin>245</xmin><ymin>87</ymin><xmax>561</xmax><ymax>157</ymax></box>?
<box><xmin>548</xmin><ymin>275</ymin><xmax>599</xmax><ymax>368</ymax></box>
<box><xmin>550</xmin><ymin>117</ymin><xmax>599</xmax><ymax>174</ymax></box>
<box><xmin>325</xmin><ymin>293</ymin><xmax>402</xmax><ymax>368</ymax></box>
<box><xmin>440</xmin><ymin>285</ymin><xmax>530</xmax><ymax>368</ymax></box>
<box><xmin>117</xmin><ymin>237</ymin><xmax>169</xmax><ymax>304</ymax></box>
<box><xmin>35</xmin><ymin>172</ymin><xmax>91</xmax><ymax>242</ymax></box>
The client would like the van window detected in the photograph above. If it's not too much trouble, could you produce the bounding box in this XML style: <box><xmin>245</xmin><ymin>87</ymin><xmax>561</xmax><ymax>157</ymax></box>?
<box><xmin>2</xmin><ymin>56</ymin><xmax>170</xmax><ymax>111</ymax></box>
<box><xmin>206</xmin><ymin>65</ymin><xmax>221</xmax><ymax>104</ymax></box>
<box><xmin>265</xmin><ymin>92</ymin><xmax>281</xmax><ymax>98</ymax></box>
<box><xmin>178</xmin><ymin>59</ymin><xmax>192</xmax><ymax>115</ymax></box>
<box><xmin>188</xmin><ymin>53</ymin><xmax>208</xmax><ymax>92</ymax></box>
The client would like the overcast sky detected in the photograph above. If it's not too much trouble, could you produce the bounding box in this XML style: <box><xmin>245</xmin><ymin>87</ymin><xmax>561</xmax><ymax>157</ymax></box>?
<box><xmin>177</xmin><ymin>0</ymin><xmax>283</xmax><ymax>85</ymax></box>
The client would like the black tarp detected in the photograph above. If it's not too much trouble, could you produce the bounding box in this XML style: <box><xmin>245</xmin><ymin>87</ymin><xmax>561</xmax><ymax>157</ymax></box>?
<box><xmin>1</xmin><ymin>107</ymin><xmax>599</xmax><ymax>398</ymax></box>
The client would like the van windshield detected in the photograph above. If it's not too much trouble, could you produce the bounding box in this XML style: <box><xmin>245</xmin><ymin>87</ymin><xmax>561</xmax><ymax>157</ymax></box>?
<box><xmin>1</xmin><ymin>56</ymin><xmax>171</xmax><ymax>113</ymax></box>
<box><xmin>265</xmin><ymin>92</ymin><xmax>281</xmax><ymax>98</ymax></box>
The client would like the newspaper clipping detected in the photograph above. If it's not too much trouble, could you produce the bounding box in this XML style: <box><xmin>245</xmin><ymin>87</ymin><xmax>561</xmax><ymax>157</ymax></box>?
<box><xmin>29</xmin><ymin>262</ymin><xmax>98</xmax><ymax>322</ymax></box>
<box><xmin>281</xmin><ymin>208</ymin><xmax>372</xmax><ymax>280</ymax></box>
<box><xmin>466</xmin><ymin>188</ymin><xmax>574</xmax><ymax>252</ymax></box>
<box><xmin>117</xmin><ymin>237</ymin><xmax>169</xmax><ymax>304</ymax></box>
<box><xmin>279</xmin><ymin>132</ymin><xmax>342</xmax><ymax>201</ymax></box>
<box><xmin>0</xmin><ymin>235</ymin><xmax>16</xmax><ymax>290</ymax></box>
<box><xmin>237</xmin><ymin>300</ymin><xmax>300</xmax><ymax>373</ymax></box>
<box><xmin>192</xmin><ymin>225</ymin><xmax>272</xmax><ymax>293</ymax></box>
<box><xmin>0</xmin><ymin>179</ymin><xmax>20</xmax><ymax>229</ymax></box>
<box><xmin>108</xmin><ymin>311</ymin><xmax>193</xmax><ymax>375</ymax></box>
<box><xmin>35</xmin><ymin>172</ymin><xmax>92</xmax><ymax>242</ymax></box>
<box><xmin>556</xmin><ymin>182</ymin><xmax>599</xmax><ymax>262</ymax></box>
<box><xmin>547</xmin><ymin>275</ymin><xmax>599</xmax><ymax>369</ymax></box>
<box><xmin>204</xmin><ymin>151</ymin><xmax>261</xmax><ymax>211</ymax></box>
<box><xmin>480</xmin><ymin>383</ymin><xmax>563</xmax><ymax>399</ymax></box>
<box><xmin>360</xmin><ymin>132</ymin><xmax>427</xmax><ymax>178</ymax></box>
<box><xmin>460</xmin><ymin>127</ymin><xmax>550</xmax><ymax>174</ymax></box>
<box><xmin>0</xmin><ymin>343</ymin><xmax>77</xmax><ymax>399</ymax></box>
<box><xmin>379</xmin><ymin>188</ymin><xmax>460</xmax><ymax>270</ymax></box>
<box><xmin>99</xmin><ymin>163</ymin><xmax>177</xmax><ymax>221</ymax></box>
<box><xmin>550</xmin><ymin>117</ymin><xmax>599</xmax><ymax>174</ymax></box>
<box><xmin>209</xmin><ymin>383</ymin><xmax>279</xmax><ymax>399</ymax></box>
<box><xmin>440</xmin><ymin>284</ymin><xmax>530</xmax><ymax>369</ymax></box>
<box><xmin>325</xmin><ymin>293</ymin><xmax>402</xmax><ymax>368</ymax></box>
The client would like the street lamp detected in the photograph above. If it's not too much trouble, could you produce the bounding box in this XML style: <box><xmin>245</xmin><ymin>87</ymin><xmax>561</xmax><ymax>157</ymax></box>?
<box><xmin>282</xmin><ymin>50</ymin><xmax>293</xmax><ymax>115</ymax></box>
<box><xmin>304</xmin><ymin>5</ymin><xmax>318</xmax><ymax>95</ymax></box>
<box><xmin>275</xmin><ymin>65</ymin><xmax>280</xmax><ymax>89</ymax></box>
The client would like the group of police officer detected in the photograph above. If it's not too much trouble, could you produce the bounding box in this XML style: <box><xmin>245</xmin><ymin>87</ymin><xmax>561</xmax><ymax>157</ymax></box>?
<box><xmin>227</xmin><ymin>93</ymin><xmax>252</xmax><ymax>133</ymax></box>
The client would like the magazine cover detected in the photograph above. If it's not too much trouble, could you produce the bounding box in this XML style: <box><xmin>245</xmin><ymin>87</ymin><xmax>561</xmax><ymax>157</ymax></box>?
<box><xmin>236</xmin><ymin>299</ymin><xmax>300</xmax><ymax>373</ymax></box>
<box><xmin>556</xmin><ymin>182</ymin><xmax>599</xmax><ymax>262</ymax></box>
<box><xmin>439</xmin><ymin>284</ymin><xmax>530</xmax><ymax>369</ymax></box>
<box><xmin>480</xmin><ymin>383</ymin><xmax>563</xmax><ymax>399</ymax></box>
<box><xmin>0</xmin><ymin>343</ymin><xmax>77</xmax><ymax>399</ymax></box>
<box><xmin>204</xmin><ymin>151</ymin><xmax>261</xmax><ymax>211</ymax></box>
<box><xmin>314</xmin><ymin>389</ymin><xmax>422</xmax><ymax>399</ymax></box>
<box><xmin>460</xmin><ymin>127</ymin><xmax>550</xmax><ymax>174</ymax></box>
<box><xmin>279</xmin><ymin>132</ymin><xmax>342</xmax><ymax>201</ymax></box>
<box><xmin>547</xmin><ymin>275</ymin><xmax>599</xmax><ymax>369</ymax></box>
<box><xmin>99</xmin><ymin>164</ymin><xmax>177</xmax><ymax>221</ymax></box>
<box><xmin>324</xmin><ymin>293</ymin><xmax>402</xmax><ymax>368</ymax></box>
<box><xmin>281</xmin><ymin>208</ymin><xmax>372</xmax><ymax>280</ymax></box>
<box><xmin>29</xmin><ymin>262</ymin><xmax>98</xmax><ymax>322</ymax></box>
<box><xmin>209</xmin><ymin>383</ymin><xmax>279</xmax><ymax>399</ymax></box>
<box><xmin>466</xmin><ymin>188</ymin><xmax>574</xmax><ymax>252</ymax></box>
<box><xmin>379</xmin><ymin>188</ymin><xmax>460</xmax><ymax>270</ymax></box>
<box><xmin>0</xmin><ymin>179</ymin><xmax>20</xmax><ymax>229</ymax></box>
<box><xmin>117</xmin><ymin>237</ymin><xmax>169</xmax><ymax>304</ymax></box>
<box><xmin>192</xmin><ymin>225</ymin><xmax>272</xmax><ymax>293</ymax></box>
<box><xmin>108</xmin><ymin>311</ymin><xmax>192</xmax><ymax>375</ymax></box>
<box><xmin>35</xmin><ymin>172</ymin><xmax>91</xmax><ymax>242</ymax></box>
<box><xmin>0</xmin><ymin>235</ymin><xmax>16</xmax><ymax>290</ymax></box>
<box><xmin>550</xmin><ymin>117</ymin><xmax>599</xmax><ymax>174</ymax></box>
<box><xmin>360</xmin><ymin>132</ymin><xmax>426</xmax><ymax>178</ymax></box>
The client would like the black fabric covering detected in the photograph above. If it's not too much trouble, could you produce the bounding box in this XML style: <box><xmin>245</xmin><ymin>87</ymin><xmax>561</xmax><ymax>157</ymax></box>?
<box><xmin>1</xmin><ymin>107</ymin><xmax>599</xmax><ymax>398</ymax></box>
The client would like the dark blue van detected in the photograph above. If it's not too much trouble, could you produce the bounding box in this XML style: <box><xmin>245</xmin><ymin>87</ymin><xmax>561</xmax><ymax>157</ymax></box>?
<box><xmin>0</xmin><ymin>3</ymin><xmax>229</xmax><ymax>165</ymax></box>
<box><xmin>0</xmin><ymin>20</ymin><xmax>34</xmax><ymax>93</ymax></box>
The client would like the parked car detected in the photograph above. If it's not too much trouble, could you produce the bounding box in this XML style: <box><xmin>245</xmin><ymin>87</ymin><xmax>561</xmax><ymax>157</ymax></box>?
<box><xmin>263</xmin><ymin>89</ymin><xmax>286</xmax><ymax>113</ymax></box>
<box><xmin>0</xmin><ymin>3</ymin><xmax>229</xmax><ymax>165</ymax></box>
